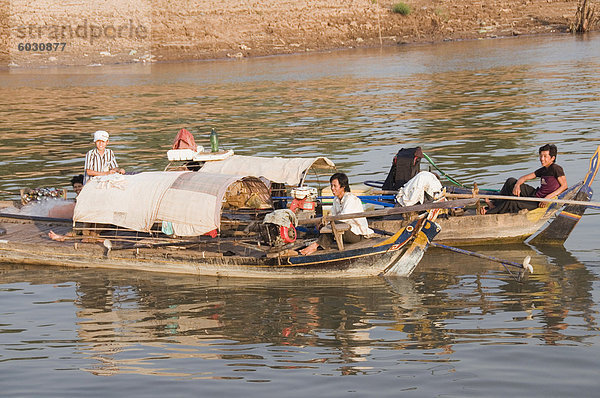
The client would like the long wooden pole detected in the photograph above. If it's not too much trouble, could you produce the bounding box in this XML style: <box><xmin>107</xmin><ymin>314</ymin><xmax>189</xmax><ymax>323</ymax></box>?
<box><xmin>445</xmin><ymin>192</ymin><xmax>600</xmax><ymax>208</ymax></box>
<box><xmin>373</xmin><ymin>227</ymin><xmax>533</xmax><ymax>277</ymax></box>
<box><xmin>431</xmin><ymin>242</ymin><xmax>533</xmax><ymax>276</ymax></box>
<box><xmin>0</xmin><ymin>212</ymin><xmax>71</xmax><ymax>223</ymax></box>
<box><xmin>297</xmin><ymin>198</ymin><xmax>477</xmax><ymax>225</ymax></box>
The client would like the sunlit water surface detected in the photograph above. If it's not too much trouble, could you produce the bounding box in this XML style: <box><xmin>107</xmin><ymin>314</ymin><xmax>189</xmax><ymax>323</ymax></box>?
<box><xmin>1</xmin><ymin>33</ymin><xmax>600</xmax><ymax>396</ymax></box>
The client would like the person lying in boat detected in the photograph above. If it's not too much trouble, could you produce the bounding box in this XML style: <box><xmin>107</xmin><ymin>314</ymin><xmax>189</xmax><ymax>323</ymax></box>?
<box><xmin>48</xmin><ymin>174</ymin><xmax>84</xmax><ymax>240</ymax></box>
<box><xmin>84</xmin><ymin>130</ymin><xmax>125</xmax><ymax>184</ymax></box>
<box><xmin>300</xmin><ymin>172</ymin><xmax>374</xmax><ymax>255</ymax></box>
<box><xmin>484</xmin><ymin>143</ymin><xmax>567</xmax><ymax>214</ymax></box>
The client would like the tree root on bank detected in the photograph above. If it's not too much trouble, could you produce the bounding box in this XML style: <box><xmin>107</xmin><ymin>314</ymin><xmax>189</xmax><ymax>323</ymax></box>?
<box><xmin>571</xmin><ymin>0</ymin><xmax>598</xmax><ymax>33</ymax></box>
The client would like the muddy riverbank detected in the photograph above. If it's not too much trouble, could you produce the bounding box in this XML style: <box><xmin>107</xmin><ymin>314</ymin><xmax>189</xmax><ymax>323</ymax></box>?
<box><xmin>0</xmin><ymin>0</ymin><xmax>595</xmax><ymax>68</ymax></box>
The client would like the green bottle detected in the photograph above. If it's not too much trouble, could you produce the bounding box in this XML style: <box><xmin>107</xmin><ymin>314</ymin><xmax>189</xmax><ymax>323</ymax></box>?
<box><xmin>209</xmin><ymin>128</ymin><xmax>219</xmax><ymax>152</ymax></box>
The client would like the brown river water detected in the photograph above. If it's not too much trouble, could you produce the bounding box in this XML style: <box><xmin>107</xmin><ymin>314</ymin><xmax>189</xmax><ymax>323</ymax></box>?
<box><xmin>1</xmin><ymin>33</ymin><xmax>599</xmax><ymax>396</ymax></box>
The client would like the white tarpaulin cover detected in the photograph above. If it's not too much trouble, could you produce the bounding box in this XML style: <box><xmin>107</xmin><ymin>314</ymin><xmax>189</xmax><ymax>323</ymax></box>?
<box><xmin>198</xmin><ymin>155</ymin><xmax>335</xmax><ymax>186</ymax></box>
<box><xmin>73</xmin><ymin>172</ymin><xmax>262</xmax><ymax>236</ymax></box>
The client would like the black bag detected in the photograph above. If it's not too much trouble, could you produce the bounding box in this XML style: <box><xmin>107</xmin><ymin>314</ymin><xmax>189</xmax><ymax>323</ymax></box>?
<box><xmin>381</xmin><ymin>147</ymin><xmax>423</xmax><ymax>190</ymax></box>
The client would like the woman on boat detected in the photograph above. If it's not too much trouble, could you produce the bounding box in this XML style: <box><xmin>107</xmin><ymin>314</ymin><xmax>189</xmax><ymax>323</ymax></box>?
<box><xmin>485</xmin><ymin>144</ymin><xmax>568</xmax><ymax>214</ymax></box>
<box><xmin>300</xmin><ymin>172</ymin><xmax>374</xmax><ymax>255</ymax></box>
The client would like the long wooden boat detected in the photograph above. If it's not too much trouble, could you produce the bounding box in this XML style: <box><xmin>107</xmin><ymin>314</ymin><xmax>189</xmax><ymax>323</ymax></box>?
<box><xmin>0</xmin><ymin>172</ymin><xmax>441</xmax><ymax>278</ymax></box>
<box><xmin>369</xmin><ymin>145</ymin><xmax>600</xmax><ymax>246</ymax></box>
<box><xmin>0</xmin><ymin>213</ymin><xmax>439</xmax><ymax>278</ymax></box>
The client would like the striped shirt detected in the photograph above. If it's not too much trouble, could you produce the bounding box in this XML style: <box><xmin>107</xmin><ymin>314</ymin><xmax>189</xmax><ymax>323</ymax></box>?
<box><xmin>84</xmin><ymin>148</ymin><xmax>119</xmax><ymax>184</ymax></box>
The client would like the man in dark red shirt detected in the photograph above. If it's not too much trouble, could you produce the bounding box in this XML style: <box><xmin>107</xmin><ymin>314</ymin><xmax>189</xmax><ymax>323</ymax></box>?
<box><xmin>486</xmin><ymin>144</ymin><xmax>568</xmax><ymax>214</ymax></box>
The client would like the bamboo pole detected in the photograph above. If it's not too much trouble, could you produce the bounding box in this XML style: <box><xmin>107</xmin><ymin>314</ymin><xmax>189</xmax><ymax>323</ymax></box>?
<box><xmin>0</xmin><ymin>212</ymin><xmax>71</xmax><ymax>223</ymax></box>
<box><xmin>298</xmin><ymin>198</ymin><xmax>477</xmax><ymax>225</ymax></box>
<box><xmin>444</xmin><ymin>193</ymin><xmax>600</xmax><ymax>208</ymax></box>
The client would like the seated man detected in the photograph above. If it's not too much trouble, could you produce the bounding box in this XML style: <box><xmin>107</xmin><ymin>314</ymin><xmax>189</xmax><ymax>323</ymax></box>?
<box><xmin>300</xmin><ymin>172</ymin><xmax>373</xmax><ymax>255</ymax></box>
<box><xmin>486</xmin><ymin>144</ymin><xmax>567</xmax><ymax>214</ymax></box>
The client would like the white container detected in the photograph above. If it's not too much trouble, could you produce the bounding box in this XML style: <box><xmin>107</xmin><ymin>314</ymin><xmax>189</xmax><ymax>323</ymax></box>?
<box><xmin>192</xmin><ymin>149</ymin><xmax>234</xmax><ymax>161</ymax></box>
<box><xmin>291</xmin><ymin>186</ymin><xmax>317</xmax><ymax>200</ymax></box>
<box><xmin>167</xmin><ymin>147</ymin><xmax>204</xmax><ymax>161</ymax></box>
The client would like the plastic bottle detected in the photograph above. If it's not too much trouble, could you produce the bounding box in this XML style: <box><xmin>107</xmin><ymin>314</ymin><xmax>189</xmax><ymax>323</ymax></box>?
<box><xmin>209</xmin><ymin>128</ymin><xmax>219</xmax><ymax>152</ymax></box>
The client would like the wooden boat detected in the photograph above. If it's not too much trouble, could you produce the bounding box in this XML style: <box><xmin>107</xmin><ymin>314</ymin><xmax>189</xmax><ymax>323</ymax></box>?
<box><xmin>196</xmin><ymin>149</ymin><xmax>599</xmax><ymax>246</ymax></box>
<box><xmin>0</xmin><ymin>211</ymin><xmax>440</xmax><ymax>279</ymax></box>
<box><xmin>369</xmin><ymin>145</ymin><xmax>600</xmax><ymax>246</ymax></box>
<box><xmin>160</xmin><ymin>148</ymin><xmax>599</xmax><ymax>247</ymax></box>
<box><xmin>0</xmin><ymin>171</ymin><xmax>442</xmax><ymax>278</ymax></box>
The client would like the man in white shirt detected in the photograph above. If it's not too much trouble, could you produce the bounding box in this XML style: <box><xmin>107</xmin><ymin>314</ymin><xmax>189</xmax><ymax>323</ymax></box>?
<box><xmin>300</xmin><ymin>172</ymin><xmax>373</xmax><ymax>255</ymax></box>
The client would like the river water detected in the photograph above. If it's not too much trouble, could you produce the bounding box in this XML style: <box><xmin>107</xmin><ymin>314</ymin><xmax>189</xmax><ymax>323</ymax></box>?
<box><xmin>1</xmin><ymin>33</ymin><xmax>600</xmax><ymax>396</ymax></box>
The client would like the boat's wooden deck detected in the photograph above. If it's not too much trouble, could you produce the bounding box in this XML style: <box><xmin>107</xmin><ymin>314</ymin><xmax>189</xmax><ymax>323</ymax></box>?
<box><xmin>0</xmin><ymin>218</ymin><xmax>72</xmax><ymax>245</ymax></box>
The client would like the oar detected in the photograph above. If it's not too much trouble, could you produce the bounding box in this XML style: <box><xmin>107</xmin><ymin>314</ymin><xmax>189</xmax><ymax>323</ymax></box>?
<box><xmin>431</xmin><ymin>242</ymin><xmax>533</xmax><ymax>274</ymax></box>
<box><xmin>445</xmin><ymin>192</ymin><xmax>600</xmax><ymax>208</ymax></box>
<box><xmin>297</xmin><ymin>198</ymin><xmax>477</xmax><ymax>226</ymax></box>
<box><xmin>371</xmin><ymin>227</ymin><xmax>533</xmax><ymax>280</ymax></box>
<box><xmin>102</xmin><ymin>234</ymin><xmax>257</xmax><ymax>252</ymax></box>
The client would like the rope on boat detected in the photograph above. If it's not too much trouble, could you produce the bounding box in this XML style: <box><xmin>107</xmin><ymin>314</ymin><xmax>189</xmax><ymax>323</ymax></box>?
<box><xmin>422</xmin><ymin>153</ymin><xmax>470</xmax><ymax>189</ymax></box>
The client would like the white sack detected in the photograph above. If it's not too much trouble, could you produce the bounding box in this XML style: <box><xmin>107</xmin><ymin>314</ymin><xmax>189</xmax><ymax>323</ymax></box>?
<box><xmin>396</xmin><ymin>171</ymin><xmax>443</xmax><ymax>207</ymax></box>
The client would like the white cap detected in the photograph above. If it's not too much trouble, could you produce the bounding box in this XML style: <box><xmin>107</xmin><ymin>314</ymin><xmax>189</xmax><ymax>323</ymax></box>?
<box><xmin>93</xmin><ymin>130</ymin><xmax>109</xmax><ymax>142</ymax></box>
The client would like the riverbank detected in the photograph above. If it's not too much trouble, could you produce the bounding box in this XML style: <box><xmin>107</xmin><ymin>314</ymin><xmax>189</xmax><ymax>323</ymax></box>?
<box><xmin>1</xmin><ymin>0</ymin><xmax>595</xmax><ymax>68</ymax></box>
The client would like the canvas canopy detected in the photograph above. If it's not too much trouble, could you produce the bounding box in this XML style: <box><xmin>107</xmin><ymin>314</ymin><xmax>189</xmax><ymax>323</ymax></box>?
<box><xmin>198</xmin><ymin>155</ymin><xmax>335</xmax><ymax>186</ymax></box>
<box><xmin>73</xmin><ymin>172</ymin><xmax>268</xmax><ymax>236</ymax></box>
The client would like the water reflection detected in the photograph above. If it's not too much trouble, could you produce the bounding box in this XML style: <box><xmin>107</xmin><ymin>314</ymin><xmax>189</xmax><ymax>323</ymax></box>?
<box><xmin>1</xmin><ymin>246</ymin><xmax>596</xmax><ymax>379</ymax></box>
<box><xmin>417</xmin><ymin>244</ymin><xmax>597</xmax><ymax>346</ymax></box>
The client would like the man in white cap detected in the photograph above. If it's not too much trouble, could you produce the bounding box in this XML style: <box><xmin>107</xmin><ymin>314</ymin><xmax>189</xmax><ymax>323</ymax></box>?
<box><xmin>83</xmin><ymin>130</ymin><xmax>125</xmax><ymax>184</ymax></box>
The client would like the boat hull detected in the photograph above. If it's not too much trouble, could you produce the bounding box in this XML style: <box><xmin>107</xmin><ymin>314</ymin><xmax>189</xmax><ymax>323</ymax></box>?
<box><xmin>0</xmin><ymin>217</ymin><xmax>440</xmax><ymax>278</ymax></box>
<box><xmin>372</xmin><ymin>207</ymin><xmax>552</xmax><ymax>245</ymax></box>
